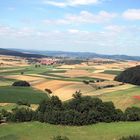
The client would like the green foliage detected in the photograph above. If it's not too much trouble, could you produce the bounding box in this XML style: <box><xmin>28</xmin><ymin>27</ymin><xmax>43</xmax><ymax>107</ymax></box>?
<box><xmin>37</xmin><ymin>93</ymin><xmax>124</xmax><ymax>125</ymax></box>
<box><xmin>17</xmin><ymin>100</ymin><xmax>30</xmax><ymax>107</ymax></box>
<box><xmin>12</xmin><ymin>81</ymin><xmax>30</xmax><ymax>87</ymax></box>
<box><xmin>52</xmin><ymin>136</ymin><xmax>69</xmax><ymax>140</ymax></box>
<box><xmin>119</xmin><ymin>135</ymin><xmax>140</xmax><ymax>140</ymax></box>
<box><xmin>8</xmin><ymin>107</ymin><xmax>34</xmax><ymax>122</ymax></box>
<box><xmin>115</xmin><ymin>65</ymin><xmax>140</xmax><ymax>85</ymax></box>
<box><xmin>125</xmin><ymin>107</ymin><xmax>140</xmax><ymax>121</ymax></box>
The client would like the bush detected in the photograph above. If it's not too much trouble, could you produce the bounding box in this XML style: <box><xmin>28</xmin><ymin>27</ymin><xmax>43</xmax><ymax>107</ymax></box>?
<box><xmin>45</xmin><ymin>89</ymin><xmax>52</xmax><ymax>94</ymax></box>
<box><xmin>119</xmin><ymin>135</ymin><xmax>140</xmax><ymax>140</ymax></box>
<box><xmin>12</xmin><ymin>81</ymin><xmax>30</xmax><ymax>87</ymax></box>
<box><xmin>17</xmin><ymin>100</ymin><xmax>30</xmax><ymax>107</ymax></box>
<box><xmin>37</xmin><ymin>92</ymin><xmax>124</xmax><ymax>125</ymax></box>
<box><xmin>52</xmin><ymin>136</ymin><xmax>69</xmax><ymax>140</ymax></box>
<box><xmin>9</xmin><ymin>108</ymin><xmax>34</xmax><ymax>122</ymax></box>
<box><xmin>125</xmin><ymin>107</ymin><xmax>140</xmax><ymax>121</ymax></box>
<box><xmin>83</xmin><ymin>80</ymin><xmax>89</xmax><ymax>84</ymax></box>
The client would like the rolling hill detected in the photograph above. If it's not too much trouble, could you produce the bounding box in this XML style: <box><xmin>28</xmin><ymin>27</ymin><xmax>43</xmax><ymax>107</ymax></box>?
<box><xmin>10</xmin><ymin>48</ymin><xmax>140</xmax><ymax>61</ymax></box>
<box><xmin>115</xmin><ymin>65</ymin><xmax>140</xmax><ymax>85</ymax></box>
<box><xmin>0</xmin><ymin>48</ymin><xmax>45</xmax><ymax>58</ymax></box>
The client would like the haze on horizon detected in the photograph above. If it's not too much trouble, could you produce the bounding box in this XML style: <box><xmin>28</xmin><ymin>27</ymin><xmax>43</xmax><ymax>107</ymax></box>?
<box><xmin>0</xmin><ymin>0</ymin><xmax>140</xmax><ymax>55</ymax></box>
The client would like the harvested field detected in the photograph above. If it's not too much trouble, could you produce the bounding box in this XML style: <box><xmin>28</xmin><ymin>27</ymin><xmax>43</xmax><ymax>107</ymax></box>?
<box><xmin>33</xmin><ymin>80</ymin><xmax>96</xmax><ymax>101</ymax></box>
<box><xmin>85</xmin><ymin>84</ymin><xmax>135</xmax><ymax>96</ymax></box>
<box><xmin>61</xmin><ymin>69</ymin><xmax>91</xmax><ymax>77</ymax></box>
<box><xmin>90</xmin><ymin>73</ymin><xmax>116</xmax><ymax>80</ymax></box>
<box><xmin>4</xmin><ymin>75</ymin><xmax>45</xmax><ymax>83</ymax></box>
<box><xmin>33</xmin><ymin>80</ymin><xmax>77</xmax><ymax>92</ymax></box>
<box><xmin>54</xmin><ymin>83</ymin><xmax>95</xmax><ymax>101</ymax></box>
<box><xmin>0</xmin><ymin>55</ymin><xmax>28</xmax><ymax>67</ymax></box>
<box><xmin>91</xmin><ymin>81</ymin><xmax>123</xmax><ymax>89</ymax></box>
<box><xmin>99</xmin><ymin>86</ymin><xmax>140</xmax><ymax>110</ymax></box>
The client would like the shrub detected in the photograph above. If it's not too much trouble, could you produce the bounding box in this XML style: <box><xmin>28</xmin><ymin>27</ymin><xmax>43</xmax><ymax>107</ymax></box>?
<box><xmin>17</xmin><ymin>100</ymin><xmax>30</xmax><ymax>107</ymax></box>
<box><xmin>52</xmin><ymin>136</ymin><xmax>69</xmax><ymax>140</ymax></box>
<box><xmin>12</xmin><ymin>81</ymin><xmax>30</xmax><ymax>87</ymax></box>
<box><xmin>9</xmin><ymin>108</ymin><xmax>34</xmax><ymax>122</ymax></box>
<box><xmin>45</xmin><ymin>89</ymin><xmax>52</xmax><ymax>94</ymax></box>
<box><xmin>119</xmin><ymin>135</ymin><xmax>140</xmax><ymax>140</ymax></box>
<box><xmin>125</xmin><ymin>107</ymin><xmax>140</xmax><ymax>121</ymax></box>
<box><xmin>83</xmin><ymin>80</ymin><xmax>89</xmax><ymax>84</ymax></box>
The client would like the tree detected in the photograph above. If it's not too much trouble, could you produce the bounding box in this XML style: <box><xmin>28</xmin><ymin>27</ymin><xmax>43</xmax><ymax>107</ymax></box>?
<box><xmin>12</xmin><ymin>81</ymin><xmax>30</xmax><ymax>87</ymax></box>
<box><xmin>45</xmin><ymin>88</ymin><xmax>52</xmax><ymax>94</ymax></box>
<box><xmin>125</xmin><ymin>107</ymin><xmax>140</xmax><ymax>121</ymax></box>
<box><xmin>72</xmin><ymin>90</ymin><xmax>82</xmax><ymax>99</ymax></box>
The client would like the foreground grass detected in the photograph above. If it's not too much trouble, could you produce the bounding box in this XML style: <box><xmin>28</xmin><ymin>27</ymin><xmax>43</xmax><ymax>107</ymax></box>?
<box><xmin>0</xmin><ymin>122</ymin><xmax>140</xmax><ymax>140</ymax></box>
<box><xmin>0</xmin><ymin>86</ymin><xmax>49</xmax><ymax>104</ymax></box>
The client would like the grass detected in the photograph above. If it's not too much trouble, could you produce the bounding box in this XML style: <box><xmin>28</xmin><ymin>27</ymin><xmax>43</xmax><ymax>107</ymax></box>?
<box><xmin>0</xmin><ymin>78</ymin><xmax>16</xmax><ymax>86</ymax></box>
<box><xmin>0</xmin><ymin>122</ymin><xmax>140</xmax><ymax>140</ymax></box>
<box><xmin>99</xmin><ymin>86</ymin><xmax>140</xmax><ymax>110</ymax></box>
<box><xmin>0</xmin><ymin>65</ymin><xmax>56</xmax><ymax>76</ymax></box>
<box><xmin>102</xmin><ymin>70</ymin><xmax>122</xmax><ymax>75</ymax></box>
<box><xmin>0</xmin><ymin>86</ymin><xmax>49</xmax><ymax>104</ymax></box>
<box><xmin>0</xmin><ymin>104</ymin><xmax>16</xmax><ymax>111</ymax></box>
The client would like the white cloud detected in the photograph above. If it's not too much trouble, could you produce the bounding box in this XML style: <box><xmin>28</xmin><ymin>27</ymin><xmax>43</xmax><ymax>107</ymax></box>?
<box><xmin>104</xmin><ymin>25</ymin><xmax>124</xmax><ymax>33</ymax></box>
<box><xmin>44</xmin><ymin>0</ymin><xmax>101</xmax><ymax>7</ymax></box>
<box><xmin>43</xmin><ymin>11</ymin><xmax>117</xmax><ymax>25</ymax></box>
<box><xmin>0</xmin><ymin>25</ymin><xmax>35</xmax><ymax>37</ymax></box>
<box><xmin>122</xmin><ymin>9</ymin><xmax>140</xmax><ymax>20</ymax></box>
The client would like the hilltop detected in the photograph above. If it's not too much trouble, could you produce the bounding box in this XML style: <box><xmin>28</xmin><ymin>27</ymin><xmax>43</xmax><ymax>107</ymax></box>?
<box><xmin>10</xmin><ymin>48</ymin><xmax>140</xmax><ymax>61</ymax></box>
<box><xmin>115</xmin><ymin>65</ymin><xmax>140</xmax><ymax>85</ymax></box>
<box><xmin>0</xmin><ymin>48</ymin><xmax>45</xmax><ymax>58</ymax></box>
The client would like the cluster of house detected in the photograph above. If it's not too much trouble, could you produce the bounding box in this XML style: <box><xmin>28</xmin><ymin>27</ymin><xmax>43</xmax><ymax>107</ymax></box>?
<box><xmin>40</xmin><ymin>58</ymin><xmax>58</xmax><ymax>65</ymax></box>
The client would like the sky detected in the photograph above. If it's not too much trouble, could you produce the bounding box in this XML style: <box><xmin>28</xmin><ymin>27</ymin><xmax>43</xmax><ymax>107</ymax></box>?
<box><xmin>0</xmin><ymin>0</ymin><xmax>140</xmax><ymax>55</ymax></box>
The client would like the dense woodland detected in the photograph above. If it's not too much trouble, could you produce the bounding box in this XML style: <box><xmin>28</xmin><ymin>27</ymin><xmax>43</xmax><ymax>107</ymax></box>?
<box><xmin>115</xmin><ymin>65</ymin><xmax>140</xmax><ymax>85</ymax></box>
<box><xmin>1</xmin><ymin>92</ymin><xmax>140</xmax><ymax>126</ymax></box>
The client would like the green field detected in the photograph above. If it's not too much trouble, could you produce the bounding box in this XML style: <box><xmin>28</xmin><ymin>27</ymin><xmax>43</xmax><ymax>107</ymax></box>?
<box><xmin>0</xmin><ymin>86</ymin><xmax>49</xmax><ymax>104</ymax></box>
<box><xmin>0</xmin><ymin>78</ymin><xmax>16</xmax><ymax>86</ymax></box>
<box><xmin>0</xmin><ymin>122</ymin><xmax>140</xmax><ymax>140</ymax></box>
<box><xmin>0</xmin><ymin>65</ymin><xmax>56</xmax><ymax>76</ymax></box>
<box><xmin>102</xmin><ymin>70</ymin><xmax>122</xmax><ymax>75</ymax></box>
<box><xmin>99</xmin><ymin>86</ymin><xmax>140</xmax><ymax>110</ymax></box>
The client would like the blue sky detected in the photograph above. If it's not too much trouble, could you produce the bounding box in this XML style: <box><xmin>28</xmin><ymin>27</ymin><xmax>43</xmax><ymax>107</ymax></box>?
<box><xmin>0</xmin><ymin>0</ymin><xmax>140</xmax><ymax>55</ymax></box>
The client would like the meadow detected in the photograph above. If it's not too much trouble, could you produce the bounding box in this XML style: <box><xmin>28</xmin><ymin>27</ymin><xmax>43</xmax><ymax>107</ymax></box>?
<box><xmin>99</xmin><ymin>86</ymin><xmax>140</xmax><ymax>110</ymax></box>
<box><xmin>0</xmin><ymin>122</ymin><xmax>140</xmax><ymax>140</ymax></box>
<box><xmin>0</xmin><ymin>86</ymin><xmax>49</xmax><ymax>104</ymax></box>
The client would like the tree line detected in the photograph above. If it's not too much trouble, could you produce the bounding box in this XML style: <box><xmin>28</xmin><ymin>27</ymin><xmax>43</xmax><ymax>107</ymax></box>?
<box><xmin>1</xmin><ymin>92</ymin><xmax>140</xmax><ymax>125</ymax></box>
<box><xmin>115</xmin><ymin>65</ymin><xmax>140</xmax><ymax>85</ymax></box>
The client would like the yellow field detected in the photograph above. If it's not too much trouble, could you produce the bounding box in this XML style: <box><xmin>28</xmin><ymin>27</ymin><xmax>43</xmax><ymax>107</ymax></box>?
<box><xmin>2</xmin><ymin>56</ymin><xmax>140</xmax><ymax>103</ymax></box>
<box><xmin>0</xmin><ymin>55</ymin><xmax>28</xmax><ymax>67</ymax></box>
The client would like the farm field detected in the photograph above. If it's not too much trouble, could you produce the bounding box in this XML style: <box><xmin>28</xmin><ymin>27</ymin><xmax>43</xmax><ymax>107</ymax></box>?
<box><xmin>0</xmin><ymin>122</ymin><xmax>140</xmax><ymax>140</ymax></box>
<box><xmin>99</xmin><ymin>86</ymin><xmax>140</xmax><ymax>110</ymax></box>
<box><xmin>0</xmin><ymin>57</ymin><xmax>140</xmax><ymax>109</ymax></box>
<box><xmin>0</xmin><ymin>86</ymin><xmax>49</xmax><ymax>104</ymax></box>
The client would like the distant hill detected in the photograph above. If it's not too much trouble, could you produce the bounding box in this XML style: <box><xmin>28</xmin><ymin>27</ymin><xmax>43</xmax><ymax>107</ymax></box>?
<box><xmin>0</xmin><ymin>48</ymin><xmax>45</xmax><ymax>58</ymax></box>
<box><xmin>10</xmin><ymin>49</ymin><xmax>140</xmax><ymax>61</ymax></box>
<box><xmin>115</xmin><ymin>65</ymin><xmax>140</xmax><ymax>85</ymax></box>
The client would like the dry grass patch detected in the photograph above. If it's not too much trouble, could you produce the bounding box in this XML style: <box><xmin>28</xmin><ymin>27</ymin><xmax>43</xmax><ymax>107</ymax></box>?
<box><xmin>54</xmin><ymin>83</ymin><xmax>95</xmax><ymax>101</ymax></box>
<box><xmin>4</xmin><ymin>75</ymin><xmax>45</xmax><ymax>84</ymax></box>
<box><xmin>90</xmin><ymin>73</ymin><xmax>115</xmax><ymax>80</ymax></box>
<box><xmin>61</xmin><ymin>69</ymin><xmax>91</xmax><ymax>77</ymax></box>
